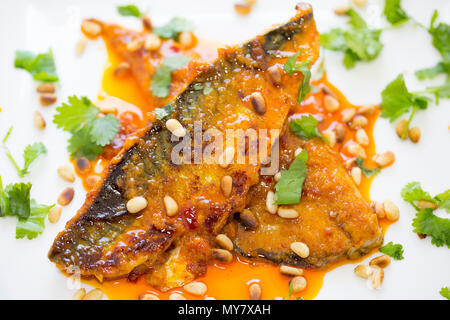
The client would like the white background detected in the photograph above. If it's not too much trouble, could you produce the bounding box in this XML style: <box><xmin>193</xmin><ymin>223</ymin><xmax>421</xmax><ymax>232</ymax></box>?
<box><xmin>0</xmin><ymin>0</ymin><xmax>449</xmax><ymax>299</ymax></box>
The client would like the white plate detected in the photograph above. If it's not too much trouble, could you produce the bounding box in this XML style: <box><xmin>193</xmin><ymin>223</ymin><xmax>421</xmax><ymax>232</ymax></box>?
<box><xmin>0</xmin><ymin>0</ymin><xmax>449</xmax><ymax>299</ymax></box>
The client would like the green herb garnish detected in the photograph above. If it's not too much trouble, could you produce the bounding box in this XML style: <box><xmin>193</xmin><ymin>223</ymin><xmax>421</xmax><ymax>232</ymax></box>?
<box><xmin>440</xmin><ymin>287</ymin><xmax>450</xmax><ymax>299</ymax></box>
<box><xmin>383</xmin><ymin>0</ymin><xmax>409</xmax><ymax>26</ymax></box>
<box><xmin>283</xmin><ymin>52</ymin><xmax>311</xmax><ymax>103</ymax></box>
<box><xmin>379</xmin><ymin>241</ymin><xmax>404</xmax><ymax>260</ymax></box>
<box><xmin>117</xmin><ymin>4</ymin><xmax>144</xmax><ymax>17</ymax></box>
<box><xmin>412</xmin><ymin>208</ymin><xmax>450</xmax><ymax>248</ymax></box>
<box><xmin>151</xmin><ymin>55</ymin><xmax>191</xmax><ymax>98</ymax></box>
<box><xmin>289</xmin><ymin>115</ymin><xmax>324</xmax><ymax>141</ymax></box>
<box><xmin>355</xmin><ymin>157</ymin><xmax>381</xmax><ymax>177</ymax></box>
<box><xmin>154</xmin><ymin>104</ymin><xmax>174</xmax><ymax>120</ymax></box>
<box><xmin>14</xmin><ymin>49</ymin><xmax>58</xmax><ymax>82</ymax></box>
<box><xmin>153</xmin><ymin>17</ymin><xmax>194</xmax><ymax>40</ymax></box>
<box><xmin>275</xmin><ymin>149</ymin><xmax>308</xmax><ymax>205</ymax></box>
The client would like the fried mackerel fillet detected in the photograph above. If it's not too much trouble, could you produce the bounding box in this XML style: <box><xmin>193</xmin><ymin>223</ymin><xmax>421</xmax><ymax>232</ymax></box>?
<box><xmin>49</xmin><ymin>5</ymin><xmax>320</xmax><ymax>287</ymax></box>
<box><xmin>224</xmin><ymin>132</ymin><xmax>383</xmax><ymax>269</ymax></box>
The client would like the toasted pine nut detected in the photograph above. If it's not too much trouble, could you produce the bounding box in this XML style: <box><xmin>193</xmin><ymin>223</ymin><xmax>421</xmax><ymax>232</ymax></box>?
<box><xmin>354</xmin><ymin>264</ymin><xmax>373</xmax><ymax>279</ymax></box>
<box><xmin>239</xmin><ymin>209</ymin><xmax>259</xmax><ymax>230</ymax></box>
<box><xmin>268</xmin><ymin>65</ymin><xmax>282</xmax><ymax>85</ymax></box>
<box><xmin>40</xmin><ymin>93</ymin><xmax>57</xmax><ymax>106</ymax></box>
<box><xmin>249</xmin><ymin>283</ymin><xmax>261</xmax><ymax>300</ymax></box>
<box><xmin>357</xmin><ymin>104</ymin><xmax>377</xmax><ymax>116</ymax></box>
<box><xmin>166</xmin><ymin>119</ymin><xmax>186</xmax><ymax>137</ymax></box>
<box><xmin>75</xmin><ymin>157</ymin><xmax>91</xmax><ymax>173</ymax></box>
<box><xmin>219</xmin><ymin>147</ymin><xmax>235</xmax><ymax>168</ymax></box>
<box><xmin>169</xmin><ymin>293</ymin><xmax>186</xmax><ymax>300</ymax></box>
<box><xmin>266</xmin><ymin>191</ymin><xmax>278</xmax><ymax>214</ymax></box>
<box><xmin>73</xmin><ymin>288</ymin><xmax>86</xmax><ymax>300</ymax></box>
<box><xmin>142</xmin><ymin>16</ymin><xmax>152</xmax><ymax>31</ymax></box>
<box><xmin>163</xmin><ymin>195</ymin><xmax>179</xmax><ymax>216</ymax></box>
<box><xmin>323</xmin><ymin>95</ymin><xmax>340</xmax><ymax>113</ymax></box>
<box><xmin>126</xmin><ymin>38</ymin><xmax>144</xmax><ymax>52</ymax></box>
<box><xmin>290</xmin><ymin>242</ymin><xmax>309</xmax><ymax>258</ymax></box>
<box><xmin>341</xmin><ymin>108</ymin><xmax>356</xmax><ymax>122</ymax></box>
<box><xmin>350</xmin><ymin>115</ymin><xmax>368</xmax><ymax>129</ymax></box>
<box><xmin>370</xmin><ymin>266</ymin><xmax>384</xmax><ymax>289</ymax></box>
<box><xmin>347</xmin><ymin>143</ymin><xmax>366</xmax><ymax>159</ymax></box>
<box><xmin>75</xmin><ymin>37</ymin><xmax>87</xmax><ymax>56</ymax></box>
<box><xmin>212</xmin><ymin>248</ymin><xmax>233</xmax><ymax>263</ymax></box>
<box><xmin>250</xmin><ymin>92</ymin><xmax>266</xmax><ymax>115</ymax></box>
<box><xmin>184</xmin><ymin>281</ymin><xmax>207</xmax><ymax>296</ymax></box>
<box><xmin>114</xmin><ymin>62</ymin><xmax>131</xmax><ymax>77</ymax></box>
<box><xmin>235</xmin><ymin>3</ymin><xmax>252</xmax><ymax>15</ymax></box>
<box><xmin>58</xmin><ymin>187</ymin><xmax>75</xmax><ymax>206</ymax></box>
<box><xmin>81</xmin><ymin>20</ymin><xmax>102</xmax><ymax>37</ymax></box>
<box><xmin>373</xmin><ymin>201</ymin><xmax>385</xmax><ymax>219</ymax></box>
<box><xmin>86</xmin><ymin>175</ymin><xmax>101</xmax><ymax>189</ymax></box>
<box><xmin>83</xmin><ymin>288</ymin><xmax>103</xmax><ymax>300</ymax></box>
<box><xmin>36</xmin><ymin>83</ymin><xmax>55</xmax><ymax>94</ymax></box>
<box><xmin>144</xmin><ymin>33</ymin><xmax>161</xmax><ymax>51</ymax></box>
<box><xmin>290</xmin><ymin>276</ymin><xmax>307</xmax><ymax>293</ymax></box>
<box><xmin>48</xmin><ymin>205</ymin><xmax>62</xmax><ymax>224</ymax></box>
<box><xmin>335</xmin><ymin>123</ymin><xmax>346</xmax><ymax>142</ymax></box>
<box><xmin>395</xmin><ymin>119</ymin><xmax>408</xmax><ymax>139</ymax></box>
<box><xmin>127</xmin><ymin>196</ymin><xmax>148</xmax><ymax>214</ymax></box>
<box><xmin>318</xmin><ymin>83</ymin><xmax>337</xmax><ymax>98</ymax></box>
<box><xmin>34</xmin><ymin>111</ymin><xmax>46</xmax><ymax>130</ymax></box>
<box><xmin>215</xmin><ymin>234</ymin><xmax>234</xmax><ymax>251</ymax></box>
<box><xmin>356</xmin><ymin>129</ymin><xmax>369</xmax><ymax>146</ymax></box>
<box><xmin>383</xmin><ymin>200</ymin><xmax>399</xmax><ymax>221</ymax></box>
<box><xmin>351</xmin><ymin>167</ymin><xmax>362</xmax><ymax>186</ymax></box>
<box><xmin>139</xmin><ymin>293</ymin><xmax>159</xmax><ymax>300</ymax></box>
<box><xmin>374</xmin><ymin>151</ymin><xmax>395</xmax><ymax>167</ymax></box>
<box><xmin>408</xmin><ymin>127</ymin><xmax>421</xmax><ymax>143</ymax></box>
<box><xmin>323</xmin><ymin>130</ymin><xmax>336</xmax><ymax>147</ymax></box>
<box><xmin>352</xmin><ymin>0</ymin><xmax>367</xmax><ymax>7</ymax></box>
<box><xmin>417</xmin><ymin>200</ymin><xmax>438</xmax><ymax>210</ymax></box>
<box><xmin>58</xmin><ymin>165</ymin><xmax>76</xmax><ymax>182</ymax></box>
<box><xmin>179</xmin><ymin>31</ymin><xmax>193</xmax><ymax>47</ymax></box>
<box><xmin>369</xmin><ymin>255</ymin><xmax>391</xmax><ymax>269</ymax></box>
<box><xmin>274</xmin><ymin>172</ymin><xmax>281</xmax><ymax>182</ymax></box>
<box><xmin>221</xmin><ymin>175</ymin><xmax>233</xmax><ymax>197</ymax></box>
<box><xmin>334</xmin><ymin>5</ymin><xmax>351</xmax><ymax>15</ymax></box>
<box><xmin>278</xmin><ymin>208</ymin><xmax>299</xmax><ymax>219</ymax></box>
<box><xmin>280</xmin><ymin>265</ymin><xmax>304</xmax><ymax>277</ymax></box>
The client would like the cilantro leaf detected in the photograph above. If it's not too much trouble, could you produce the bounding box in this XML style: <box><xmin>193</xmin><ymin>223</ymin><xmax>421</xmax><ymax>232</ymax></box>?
<box><xmin>16</xmin><ymin>200</ymin><xmax>53</xmax><ymax>240</ymax></box>
<box><xmin>67</xmin><ymin>126</ymin><xmax>104</xmax><ymax>160</ymax></box>
<box><xmin>440</xmin><ymin>287</ymin><xmax>450</xmax><ymax>300</ymax></box>
<box><xmin>53</xmin><ymin>96</ymin><xmax>99</xmax><ymax>132</ymax></box>
<box><xmin>289</xmin><ymin>115</ymin><xmax>323</xmax><ymax>141</ymax></box>
<box><xmin>412</xmin><ymin>208</ymin><xmax>450</xmax><ymax>248</ymax></box>
<box><xmin>415</xmin><ymin>62</ymin><xmax>450</xmax><ymax>80</ymax></box>
<box><xmin>151</xmin><ymin>56</ymin><xmax>191</xmax><ymax>98</ymax></box>
<box><xmin>283</xmin><ymin>52</ymin><xmax>311</xmax><ymax>103</ymax></box>
<box><xmin>14</xmin><ymin>49</ymin><xmax>58</xmax><ymax>82</ymax></box>
<box><xmin>379</xmin><ymin>241</ymin><xmax>404</xmax><ymax>260</ymax></box>
<box><xmin>154</xmin><ymin>104</ymin><xmax>174</xmax><ymax>120</ymax></box>
<box><xmin>89</xmin><ymin>114</ymin><xmax>120</xmax><ymax>146</ymax></box>
<box><xmin>275</xmin><ymin>149</ymin><xmax>308</xmax><ymax>205</ymax></box>
<box><xmin>355</xmin><ymin>157</ymin><xmax>381</xmax><ymax>177</ymax></box>
<box><xmin>401</xmin><ymin>182</ymin><xmax>437</xmax><ymax>207</ymax></box>
<box><xmin>164</xmin><ymin>55</ymin><xmax>192</xmax><ymax>70</ymax></box>
<box><xmin>383</xmin><ymin>0</ymin><xmax>409</xmax><ymax>25</ymax></box>
<box><xmin>429</xmin><ymin>11</ymin><xmax>450</xmax><ymax>62</ymax></box>
<box><xmin>117</xmin><ymin>4</ymin><xmax>143</xmax><ymax>17</ymax></box>
<box><xmin>436</xmin><ymin>190</ymin><xmax>450</xmax><ymax>213</ymax></box>
<box><xmin>4</xmin><ymin>182</ymin><xmax>32</xmax><ymax>219</ymax></box>
<box><xmin>153</xmin><ymin>17</ymin><xmax>194</xmax><ymax>40</ymax></box>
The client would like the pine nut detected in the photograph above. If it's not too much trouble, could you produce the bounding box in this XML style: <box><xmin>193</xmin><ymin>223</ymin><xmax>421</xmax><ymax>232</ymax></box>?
<box><xmin>290</xmin><ymin>276</ymin><xmax>307</xmax><ymax>293</ymax></box>
<box><xmin>235</xmin><ymin>3</ymin><xmax>252</xmax><ymax>15</ymax></box>
<box><xmin>417</xmin><ymin>200</ymin><xmax>438</xmax><ymax>210</ymax></box>
<box><xmin>163</xmin><ymin>195</ymin><xmax>179</xmax><ymax>216</ymax></box>
<box><xmin>58</xmin><ymin>187</ymin><xmax>75</xmax><ymax>206</ymax></box>
<box><xmin>215</xmin><ymin>234</ymin><xmax>234</xmax><ymax>251</ymax></box>
<box><xmin>350</xmin><ymin>115</ymin><xmax>368</xmax><ymax>129</ymax></box>
<box><xmin>219</xmin><ymin>147</ymin><xmax>235</xmax><ymax>168</ymax></box>
<box><xmin>221</xmin><ymin>175</ymin><xmax>233</xmax><ymax>197</ymax></box>
<box><xmin>347</xmin><ymin>143</ymin><xmax>366</xmax><ymax>159</ymax></box>
<box><xmin>126</xmin><ymin>38</ymin><xmax>144</xmax><ymax>52</ymax></box>
<box><xmin>278</xmin><ymin>207</ymin><xmax>299</xmax><ymax>219</ymax></box>
<box><xmin>83</xmin><ymin>288</ymin><xmax>103</xmax><ymax>300</ymax></box>
<box><xmin>184</xmin><ymin>281</ymin><xmax>207</xmax><ymax>296</ymax></box>
<box><xmin>334</xmin><ymin>5</ymin><xmax>351</xmax><ymax>15</ymax></box>
<box><xmin>335</xmin><ymin>123</ymin><xmax>346</xmax><ymax>142</ymax></box>
<box><xmin>169</xmin><ymin>293</ymin><xmax>186</xmax><ymax>300</ymax></box>
<box><xmin>274</xmin><ymin>172</ymin><xmax>281</xmax><ymax>182</ymax></box>
<box><xmin>145</xmin><ymin>33</ymin><xmax>161</xmax><ymax>51</ymax></box>
<box><xmin>352</xmin><ymin>0</ymin><xmax>367</xmax><ymax>7</ymax></box>
<box><xmin>239</xmin><ymin>209</ymin><xmax>259</xmax><ymax>230</ymax></box>
<box><xmin>58</xmin><ymin>165</ymin><xmax>76</xmax><ymax>182</ymax></box>
<box><xmin>166</xmin><ymin>119</ymin><xmax>186</xmax><ymax>137</ymax></box>
<box><xmin>374</xmin><ymin>151</ymin><xmax>395</xmax><ymax>167</ymax></box>
<box><xmin>268</xmin><ymin>65</ymin><xmax>282</xmax><ymax>85</ymax></box>
<box><xmin>345</xmin><ymin>158</ymin><xmax>356</xmax><ymax>170</ymax></box>
<box><xmin>318</xmin><ymin>83</ymin><xmax>337</xmax><ymax>98</ymax></box>
<box><xmin>75</xmin><ymin>37</ymin><xmax>87</xmax><ymax>56</ymax></box>
<box><xmin>294</xmin><ymin>147</ymin><xmax>303</xmax><ymax>157</ymax></box>
<box><xmin>248</xmin><ymin>283</ymin><xmax>261</xmax><ymax>300</ymax></box>
<box><xmin>370</xmin><ymin>266</ymin><xmax>384</xmax><ymax>289</ymax></box>
<box><xmin>395</xmin><ymin>119</ymin><xmax>408</xmax><ymax>139</ymax></box>
<box><xmin>34</xmin><ymin>111</ymin><xmax>46</xmax><ymax>130</ymax></box>
<box><xmin>81</xmin><ymin>20</ymin><xmax>102</xmax><ymax>37</ymax></box>
<box><xmin>75</xmin><ymin>157</ymin><xmax>91</xmax><ymax>173</ymax></box>
<box><xmin>369</xmin><ymin>255</ymin><xmax>391</xmax><ymax>269</ymax></box>
<box><xmin>290</xmin><ymin>242</ymin><xmax>309</xmax><ymax>258</ymax></box>
<box><xmin>280</xmin><ymin>265</ymin><xmax>304</xmax><ymax>277</ymax></box>
<box><xmin>142</xmin><ymin>16</ymin><xmax>152</xmax><ymax>31</ymax></box>
<box><xmin>341</xmin><ymin>108</ymin><xmax>356</xmax><ymax>122</ymax></box>
<box><xmin>212</xmin><ymin>248</ymin><xmax>233</xmax><ymax>263</ymax></box>
<box><xmin>36</xmin><ymin>83</ymin><xmax>55</xmax><ymax>93</ymax></box>
<box><xmin>354</xmin><ymin>264</ymin><xmax>373</xmax><ymax>279</ymax></box>
<box><xmin>40</xmin><ymin>93</ymin><xmax>57</xmax><ymax>106</ymax></box>
<box><xmin>356</xmin><ymin>129</ymin><xmax>369</xmax><ymax>146</ymax></box>
<box><xmin>408</xmin><ymin>127</ymin><xmax>421</xmax><ymax>143</ymax></box>
<box><xmin>351</xmin><ymin>167</ymin><xmax>362</xmax><ymax>186</ymax></box>
<box><xmin>179</xmin><ymin>31</ymin><xmax>193</xmax><ymax>47</ymax></box>
<box><xmin>250</xmin><ymin>92</ymin><xmax>266</xmax><ymax>115</ymax></box>
<box><xmin>373</xmin><ymin>201</ymin><xmax>385</xmax><ymax>219</ymax></box>
<box><xmin>114</xmin><ymin>62</ymin><xmax>131</xmax><ymax>77</ymax></box>
<box><xmin>266</xmin><ymin>191</ymin><xmax>278</xmax><ymax>214</ymax></box>
<box><xmin>98</xmin><ymin>104</ymin><xmax>117</xmax><ymax>114</ymax></box>
<box><xmin>86</xmin><ymin>175</ymin><xmax>101</xmax><ymax>189</ymax></box>
<box><xmin>357</xmin><ymin>104</ymin><xmax>377</xmax><ymax>116</ymax></box>
<box><xmin>127</xmin><ymin>196</ymin><xmax>148</xmax><ymax>214</ymax></box>
<box><xmin>323</xmin><ymin>95</ymin><xmax>340</xmax><ymax>113</ymax></box>
<box><xmin>383</xmin><ymin>200</ymin><xmax>399</xmax><ymax>221</ymax></box>
<box><xmin>323</xmin><ymin>130</ymin><xmax>336</xmax><ymax>147</ymax></box>
<box><xmin>73</xmin><ymin>288</ymin><xmax>86</xmax><ymax>300</ymax></box>
<box><xmin>48</xmin><ymin>205</ymin><xmax>62</xmax><ymax>224</ymax></box>
<box><xmin>139</xmin><ymin>293</ymin><xmax>159</xmax><ymax>300</ymax></box>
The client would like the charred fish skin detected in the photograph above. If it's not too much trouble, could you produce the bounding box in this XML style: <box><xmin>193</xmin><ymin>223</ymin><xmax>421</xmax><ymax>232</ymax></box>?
<box><xmin>49</xmin><ymin>5</ymin><xmax>320</xmax><ymax>280</ymax></box>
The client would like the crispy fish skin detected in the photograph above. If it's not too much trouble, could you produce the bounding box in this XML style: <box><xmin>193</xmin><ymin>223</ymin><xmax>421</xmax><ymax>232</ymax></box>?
<box><xmin>225</xmin><ymin>132</ymin><xmax>383</xmax><ymax>268</ymax></box>
<box><xmin>49</xmin><ymin>6</ymin><xmax>320</xmax><ymax>281</ymax></box>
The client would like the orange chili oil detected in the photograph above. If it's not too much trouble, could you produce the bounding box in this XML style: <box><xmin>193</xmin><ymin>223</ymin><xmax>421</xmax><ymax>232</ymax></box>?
<box><xmin>72</xmin><ymin>34</ymin><xmax>392</xmax><ymax>300</ymax></box>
